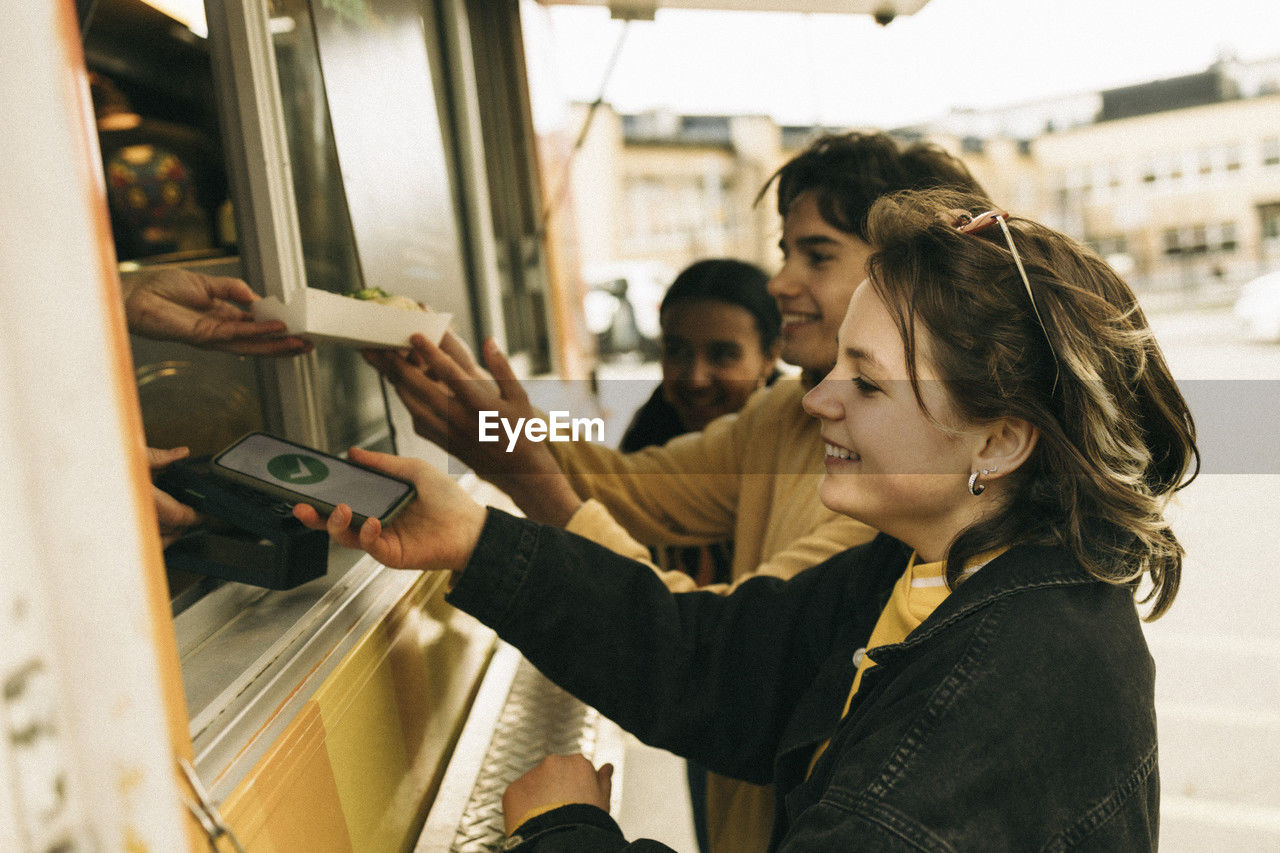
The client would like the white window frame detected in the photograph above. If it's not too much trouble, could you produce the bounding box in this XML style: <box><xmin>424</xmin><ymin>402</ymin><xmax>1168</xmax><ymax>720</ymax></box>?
<box><xmin>178</xmin><ymin>0</ymin><xmax>496</xmax><ymax>796</ymax></box>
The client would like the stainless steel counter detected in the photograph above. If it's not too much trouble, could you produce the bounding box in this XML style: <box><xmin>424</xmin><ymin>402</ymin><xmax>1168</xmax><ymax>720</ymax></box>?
<box><xmin>416</xmin><ymin>643</ymin><xmax>625</xmax><ymax>852</ymax></box>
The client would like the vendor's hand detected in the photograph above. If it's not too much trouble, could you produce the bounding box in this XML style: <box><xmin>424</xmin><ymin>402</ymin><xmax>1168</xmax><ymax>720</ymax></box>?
<box><xmin>123</xmin><ymin>268</ymin><xmax>313</xmax><ymax>356</ymax></box>
<box><xmin>365</xmin><ymin>333</ymin><xmax>583</xmax><ymax>527</ymax></box>
<box><xmin>502</xmin><ymin>754</ymin><xmax>613</xmax><ymax>836</ymax></box>
<box><xmin>147</xmin><ymin>446</ymin><xmax>199</xmax><ymax>547</ymax></box>
<box><xmin>291</xmin><ymin>446</ymin><xmax>486</xmax><ymax>573</ymax></box>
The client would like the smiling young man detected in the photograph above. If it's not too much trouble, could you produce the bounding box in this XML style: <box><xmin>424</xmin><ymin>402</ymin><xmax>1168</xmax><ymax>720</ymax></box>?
<box><xmin>769</xmin><ymin>192</ymin><xmax>873</xmax><ymax>384</ymax></box>
<box><xmin>374</xmin><ymin>131</ymin><xmax>987</xmax><ymax>853</ymax></box>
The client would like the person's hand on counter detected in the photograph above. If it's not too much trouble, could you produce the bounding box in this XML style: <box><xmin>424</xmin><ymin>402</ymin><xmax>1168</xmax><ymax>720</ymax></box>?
<box><xmin>502</xmin><ymin>754</ymin><xmax>614</xmax><ymax>836</ymax></box>
<box><xmin>148</xmin><ymin>446</ymin><xmax>199</xmax><ymax>547</ymax></box>
<box><xmin>363</xmin><ymin>332</ymin><xmax>583</xmax><ymax>527</ymax></box>
<box><xmin>123</xmin><ymin>268</ymin><xmax>313</xmax><ymax>356</ymax></box>
<box><xmin>291</xmin><ymin>446</ymin><xmax>487</xmax><ymax>573</ymax></box>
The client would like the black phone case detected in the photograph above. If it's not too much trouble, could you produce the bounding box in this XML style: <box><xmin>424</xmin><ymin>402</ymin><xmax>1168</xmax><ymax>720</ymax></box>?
<box><xmin>209</xmin><ymin>432</ymin><xmax>415</xmax><ymax>527</ymax></box>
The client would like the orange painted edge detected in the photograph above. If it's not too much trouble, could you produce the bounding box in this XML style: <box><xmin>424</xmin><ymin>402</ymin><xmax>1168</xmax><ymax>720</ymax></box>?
<box><xmin>55</xmin><ymin>1</ymin><xmax>202</xmax><ymax>847</ymax></box>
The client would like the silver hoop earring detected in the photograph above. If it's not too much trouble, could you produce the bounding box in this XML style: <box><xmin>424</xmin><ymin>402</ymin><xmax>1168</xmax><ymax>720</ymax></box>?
<box><xmin>968</xmin><ymin>466</ymin><xmax>997</xmax><ymax>497</ymax></box>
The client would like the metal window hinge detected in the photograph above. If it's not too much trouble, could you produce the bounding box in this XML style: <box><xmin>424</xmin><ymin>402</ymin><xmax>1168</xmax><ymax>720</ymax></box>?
<box><xmin>179</xmin><ymin>758</ymin><xmax>247</xmax><ymax>853</ymax></box>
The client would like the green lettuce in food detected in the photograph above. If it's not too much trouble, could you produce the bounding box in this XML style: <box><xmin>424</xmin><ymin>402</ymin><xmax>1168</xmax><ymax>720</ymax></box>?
<box><xmin>348</xmin><ymin>287</ymin><xmax>391</xmax><ymax>301</ymax></box>
<box><xmin>346</xmin><ymin>287</ymin><xmax>423</xmax><ymax>312</ymax></box>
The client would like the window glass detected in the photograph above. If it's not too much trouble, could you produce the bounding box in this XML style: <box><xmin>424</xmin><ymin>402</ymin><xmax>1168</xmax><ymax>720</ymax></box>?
<box><xmin>1261</xmin><ymin>204</ymin><xmax>1280</xmax><ymax>241</ymax></box>
<box><xmin>1218</xmin><ymin>221</ymin><xmax>1237</xmax><ymax>252</ymax></box>
<box><xmin>85</xmin><ymin>0</ymin><xmax>392</xmax><ymax>607</ymax></box>
<box><xmin>465</xmin><ymin>0</ymin><xmax>550</xmax><ymax>371</ymax></box>
<box><xmin>1224</xmin><ymin>144</ymin><xmax>1242</xmax><ymax>171</ymax></box>
<box><xmin>268</xmin><ymin>0</ymin><xmax>391</xmax><ymax>453</ymax></box>
<box><xmin>85</xmin><ymin>3</ymin><xmax>232</xmax><ymax>266</ymax></box>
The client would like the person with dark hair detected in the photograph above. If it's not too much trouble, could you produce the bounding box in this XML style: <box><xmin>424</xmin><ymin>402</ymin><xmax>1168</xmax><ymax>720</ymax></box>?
<box><xmin>620</xmin><ymin>256</ymin><xmax>781</xmax><ymax>589</ymax></box>
<box><xmin>618</xmin><ymin>257</ymin><xmax>780</xmax><ymax>852</ymax></box>
<box><xmin>621</xmin><ymin>257</ymin><xmax>781</xmax><ymax>448</ymax></box>
<box><xmin>759</xmin><ymin>132</ymin><xmax>988</xmax><ymax>385</ymax></box>
<box><xmin>299</xmin><ymin>188</ymin><xmax>1197</xmax><ymax>851</ymax></box>
<box><xmin>366</xmin><ymin>130</ymin><xmax>987</xmax><ymax>853</ymax></box>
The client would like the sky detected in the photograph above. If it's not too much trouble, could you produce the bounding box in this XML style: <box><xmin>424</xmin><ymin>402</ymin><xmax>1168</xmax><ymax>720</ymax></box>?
<box><xmin>521</xmin><ymin>0</ymin><xmax>1280</xmax><ymax>131</ymax></box>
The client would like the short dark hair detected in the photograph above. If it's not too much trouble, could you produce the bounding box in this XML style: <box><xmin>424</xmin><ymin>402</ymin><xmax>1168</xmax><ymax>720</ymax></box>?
<box><xmin>760</xmin><ymin>131</ymin><xmax>988</xmax><ymax>241</ymax></box>
<box><xmin>660</xmin><ymin>258</ymin><xmax>780</xmax><ymax>352</ymax></box>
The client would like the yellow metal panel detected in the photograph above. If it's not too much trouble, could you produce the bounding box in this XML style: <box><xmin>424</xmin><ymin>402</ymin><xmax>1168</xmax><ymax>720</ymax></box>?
<box><xmin>318</xmin><ymin>574</ymin><xmax>497</xmax><ymax>852</ymax></box>
<box><xmin>218</xmin><ymin>574</ymin><xmax>493</xmax><ymax>851</ymax></box>
<box><xmin>220</xmin><ymin>794</ymin><xmax>279</xmax><ymax>853</ymax></box>
<box><xmin>316</xmin><ymin>624</ymin><xmax>412</xmax><ymax>852</ymax></box>
<box><xmin>222</xmin><ymin>701</ymin><xmax>354</xmax><ymax>853</ymax></box>
<box><xmin>379</xmin><ymin>577</ymin><xmax>498</xmax><ymax>842</ymax></box>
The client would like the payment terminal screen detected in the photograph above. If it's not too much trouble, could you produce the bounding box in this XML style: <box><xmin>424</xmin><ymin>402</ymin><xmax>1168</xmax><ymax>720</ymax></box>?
<box><xmin>218</xmin><ymin>434</ymin><xmax>409</xmax><ymax>519</ymax></box>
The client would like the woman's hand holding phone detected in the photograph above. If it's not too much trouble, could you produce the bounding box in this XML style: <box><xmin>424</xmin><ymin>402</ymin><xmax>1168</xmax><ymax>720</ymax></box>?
<box><xmin>292</xmin><ymin>447</ymin><xmax>486</xmax><ymax>573</ymax></box>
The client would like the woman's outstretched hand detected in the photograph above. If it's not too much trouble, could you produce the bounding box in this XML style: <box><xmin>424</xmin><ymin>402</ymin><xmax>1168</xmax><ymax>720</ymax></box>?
<box><xmin>364</xmin><ymin>332</ymin><xmax>554</xmax><ymax>479</ymax></box>
<box><xmin>292</xmin><ymin>446</ymin><xmax>486</xmax><ymax>573</ymax></box>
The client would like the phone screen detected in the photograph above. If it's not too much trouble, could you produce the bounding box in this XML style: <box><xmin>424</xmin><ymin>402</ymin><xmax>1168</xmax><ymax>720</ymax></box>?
<box><xmin>215</xmin><ymin>434</ymin><xmax>412</xmax><ymax>520</ymax></box>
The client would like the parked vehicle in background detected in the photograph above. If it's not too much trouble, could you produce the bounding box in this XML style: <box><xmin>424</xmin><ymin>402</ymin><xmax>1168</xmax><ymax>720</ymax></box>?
<box><xmin>582</xmin><ymin>261</ymin><xmax>674</xmax><ymax>360</ymax></box>
<box><xmin>1234</xmin><ymin>270</ymin><xmax>1280</xmax><ymax>342</ymax></box>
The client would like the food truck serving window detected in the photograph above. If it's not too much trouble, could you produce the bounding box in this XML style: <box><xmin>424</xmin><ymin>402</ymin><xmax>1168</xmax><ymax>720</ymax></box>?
<box><xmin>84</xmin><ymin>0</ymin><xmax>488</xmax><ymax>784</ymax></box>
<box><xmin>87</xmin><ymin>0</ymin><xmax>387</xmax><ymax>605</ymax></box>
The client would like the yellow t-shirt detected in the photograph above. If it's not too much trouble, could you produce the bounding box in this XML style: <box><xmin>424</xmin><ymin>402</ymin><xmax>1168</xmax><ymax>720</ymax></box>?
<box><xmin>808</xmin><ymin>549</ymin><xmax>1002</xmax><ymax>776</ymax></box>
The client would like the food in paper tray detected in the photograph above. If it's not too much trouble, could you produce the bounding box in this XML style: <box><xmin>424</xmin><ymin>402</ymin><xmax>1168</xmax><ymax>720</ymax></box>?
<box><xmin>251</xmin><ymin>286</ymin><xmax>451</xmax><ymax>349</ymax></box>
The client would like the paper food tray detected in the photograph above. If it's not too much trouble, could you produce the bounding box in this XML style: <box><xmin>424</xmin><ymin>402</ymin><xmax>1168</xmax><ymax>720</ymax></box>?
<box><xmin>253</xmin><ymin>288</ymin><xmax>451</xmax><ymax>349</ymax></box>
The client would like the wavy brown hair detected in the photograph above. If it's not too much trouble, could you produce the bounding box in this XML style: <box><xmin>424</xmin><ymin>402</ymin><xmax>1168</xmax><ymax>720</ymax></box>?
<box><xmin>865</xmin><ymin>189</ymin><xmax>1199</xmax><ymax>620</ymax></box>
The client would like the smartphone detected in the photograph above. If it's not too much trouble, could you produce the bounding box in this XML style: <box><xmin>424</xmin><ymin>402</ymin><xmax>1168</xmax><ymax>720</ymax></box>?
<box><xmin>211</xmin><ymin>432</ymin><xmax>416</xmax><ymax>527</ymax></box>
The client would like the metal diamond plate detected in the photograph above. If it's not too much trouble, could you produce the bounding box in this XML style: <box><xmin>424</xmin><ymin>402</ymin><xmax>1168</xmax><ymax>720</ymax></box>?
<box><xmin>448</xmin><ymin>657</ymin><xmax>603</xmax><ymax>852</ymax></box>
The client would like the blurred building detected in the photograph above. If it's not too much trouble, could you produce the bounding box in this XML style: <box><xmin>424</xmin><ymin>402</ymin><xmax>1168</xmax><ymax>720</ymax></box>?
<box><xmin>560</xmin><ymin>53</ymin><xmax>1280</xmax><ymax>304</ymax></box>
<box><xmin>1028</xmin><ymin>55</ymin><xmax>1280</xmax><ymax>299</ymax></box>
<box><xmin>567</xmin><ymin>102</ymin><xmax>790</xmax><ymax>275</ymax></box>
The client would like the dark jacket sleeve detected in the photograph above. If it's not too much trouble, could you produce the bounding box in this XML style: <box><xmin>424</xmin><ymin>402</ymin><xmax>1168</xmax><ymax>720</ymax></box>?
<box><xmin>446</xmin><ymin>508</ymin><xmax>883</xmax><ymax>784</ymax></box>
<box><xmin>502</xmin><ymin>805</ymin><xmax>675</xmax><ymax>852</ymax></box>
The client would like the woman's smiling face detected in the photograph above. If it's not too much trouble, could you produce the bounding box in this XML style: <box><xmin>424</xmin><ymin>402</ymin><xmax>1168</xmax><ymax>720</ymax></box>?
<box><xmin>801</xmin><ymin>280</ymin><xmax>986</xmax><ymax>559</ymax></box>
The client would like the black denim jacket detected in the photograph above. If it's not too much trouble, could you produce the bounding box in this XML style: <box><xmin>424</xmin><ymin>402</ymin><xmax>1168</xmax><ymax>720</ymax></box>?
<box><xmin>449</xmin><ymin>509</ymin><xmax>1159</xmax><ymax>852</ymax></box>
